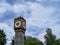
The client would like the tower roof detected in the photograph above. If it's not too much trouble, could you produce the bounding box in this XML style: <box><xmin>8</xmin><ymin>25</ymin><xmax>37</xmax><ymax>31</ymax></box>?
<box><xmin>15</xmin><ymin>17</ymin><xmax>26</xmax><ymax>22</ymax></box>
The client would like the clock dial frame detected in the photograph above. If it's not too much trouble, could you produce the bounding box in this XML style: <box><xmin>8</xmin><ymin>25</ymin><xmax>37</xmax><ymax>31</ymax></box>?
<box><xmin>14</xmin><ymin>17</ymin><xmax>26</xmax><ymax>31</ymax></box>
<box><xmin>15</xmin><ymin>20</ymin><xmax>21</xmax><ymax>28</ymax></box>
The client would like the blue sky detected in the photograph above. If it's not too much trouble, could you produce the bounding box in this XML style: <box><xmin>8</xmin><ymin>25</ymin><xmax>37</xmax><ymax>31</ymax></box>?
<box><xmin>0</xmin><ymin>0</ymin><xmax>60</xmax><ymax>45</ymax></box>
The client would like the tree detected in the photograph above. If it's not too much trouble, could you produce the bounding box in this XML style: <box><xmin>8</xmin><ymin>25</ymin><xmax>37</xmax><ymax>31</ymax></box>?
<box><xmin>11</xmin><ymin>38</ymin><xmax>14</xmax><ymax>45</ymax></box>
<box><xmin>11</xmin><ymin>36</ymin><xmax>43</xmax><ymax>45</ymax></box>
<box><xmin>24</xmin><ymin>36</ymin><xmax>43</xmax><ymax>45</ymax></box>
<box><xmin>55</xmin><ymin>39</ymin><xmax>60</xmax><ymax>45</ymax></box>
<box><xmin>44</xmin><ymin>28</ymin><xmax>56</xmax><ymax>45</ymax></box>
<box><xmin>0</xmin><ymin>30</ymin><xmax>6</xmax><ymax>45</ymax></box>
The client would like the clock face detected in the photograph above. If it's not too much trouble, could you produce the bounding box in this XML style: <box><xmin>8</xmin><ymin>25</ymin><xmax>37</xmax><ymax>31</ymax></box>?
<box><xmin>15</xmin><ymin>21</ymin><xmax>21</xmax><ymax>28</ymax></box>
<box><xmin>23</xmin><ymin>22</ymin><xmax>26</xmax><ymax>29</ymax></box>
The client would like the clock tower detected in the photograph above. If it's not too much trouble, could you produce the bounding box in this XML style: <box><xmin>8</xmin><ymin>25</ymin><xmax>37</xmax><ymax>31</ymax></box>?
<box><xmin>14</xmin><ymin>17</ymin><xmax>26</xmax><ymax>45</ymax></box>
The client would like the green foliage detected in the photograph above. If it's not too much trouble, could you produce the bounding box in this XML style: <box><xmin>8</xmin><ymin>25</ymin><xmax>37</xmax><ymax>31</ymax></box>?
<box><xmin>54</xmin><ymin>39</ymin><xmax>60</xmax><ymax>45</ymax></box>
<box><xmin>11</xmin><ymin>38</ymin><xmax>14</xmax><ymax>45</ymax></box>
<box><xmin>44</xmin><ymin>28</ymin><xmax>60</xmax><ymax>45</ymax></box>
<box><xmin>0</xmin><ymin>30</ymin><xmax>6</xmax><ymax>45</ymax></box>
<box><xmin>24</xmin><ymin>36</ymin><xmax>43</xmax><ymax>45</ymax></box>
<box><xmin>11</xmin><ymin>28</ymin><xmax>60</xmax><ymax>45</ymax></box>
<box><xmin>11</xmin><ymin>36</ymin><xmax>43</xmax><ymax>45</ymax></box>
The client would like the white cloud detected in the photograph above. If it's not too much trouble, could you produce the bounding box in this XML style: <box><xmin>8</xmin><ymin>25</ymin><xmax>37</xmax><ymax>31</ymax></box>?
<box><xmin>0</xmin><ymin>2</ymin><xmax>12</xmax><ymax>14</ymax></box>
<box><xmin>27</xmin><ymin>3</ymin><xmax>55</xmax><ymax>28</ymax></box>
<box><xmin>50</xmin><ymin>25</ymin><xmax>60</xmax><ymax>39</ymax></box>
<box><xmin>38</xmin><ymin>30</ymin><xmax>46</xmax><ymax>42</ymax></box>
<box><xmin>26</xmin><ymin>2</ymin><xmax>60</xmax><ymax>42</ymax></box>
<box><xmin>12</xmin><ymin>2</ymin><xmax>60</xmax><ymax>42</ymax></box>
<box><xmin>13</xmin><ymin>4</ymin><xmax>26</xmax><ymax>14</ymax></box>
<box><xmin>0</xmin><ymin>23</ymin><xmax>15</xmax><ymax>43</ymax></box>
<box><xmin>0</xmin><ymin>0</ymin><xmax>60</xmax><ymax>43</ymax></box>
<box><xmin>0</xmin><ymin>2</ymin><xmax>30</xmax><ymax>18</ymax></box>
<box><xmin>12</xmin><ymin>3</ymin><xmax>31</xmax><ymax>18</ymax></box>
<box><xmin>51</xmin><ymin>0</ymin><xmax>60</xmax><ymax>1</ymax></box>
<box><xmin>37</xmin><ymin>0</ymin><xmax>60</xmax><ymax>2</ymax></box>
